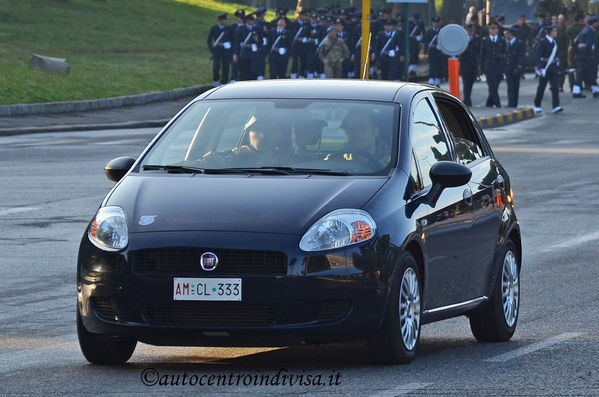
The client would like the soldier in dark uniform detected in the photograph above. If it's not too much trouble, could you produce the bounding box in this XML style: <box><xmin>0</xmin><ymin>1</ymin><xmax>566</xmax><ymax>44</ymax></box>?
<box><xmin>350</xmin><ymin>15</ymin><xmax>364</xmax><ymax>79</ymax></box>
<box><xmin>290</xmin><ymin>10</ymin><xmax>311</xmax><ymax>78</ymax></box>
<box><xmin>572</xmin><ymin>15</ymin><xmax>599</xmax><ymax>98</ymax></box>
<box><xmin>207</xmin><ymin>13</ymin><xmax>233</xmax><ymax>86</ymax></box>
<box><xmin>268</xmin><ymin>18</ymin><xmax>291</xmax><ymax>79</ymax></box>
<box><xmin>307</xmin><ymin>12</ymin><xmax>324</xmax><ymax>78</ymax></box>
<box><xmin>533</xmin><ymin>25</ymin><xmax>563</xmax><ymax>113</ymax></box>
<box><xmin>480</xmin><ymin>22</ymin><xmax>506</xmax><ymax>108</ymax></box>
<box><xmin>408</xmin><ymin>13</ymin><xmax>425</xmax><ymax>80</ymax></box>
<box><xmin>425</xmin><ymin>17</ymin><xmax>442</xmax><ymax>87</ymax></box>
<box><xmin>460</xmin><ymin>24</ymin><xmax>481</xmax><ymax>107</ymax></box>
<box><xmin>394</xmin><ymin>16</ymin><xmax>406</xmax><ymax>80</ymax></box>
<box><xmin>556</xmin><ymin>14</ymin><xmax>569</xmax><ymax>92</ymax></box>
<box><xmin>233</xmin><ymin>13</ymin><xmax>261</xmax><ymax>81</ymax></box>
<box><xmin>373</xmin><ymin>19</ymin><xmax>402</xmax><ymax>81</ymax></box>
<box><xmin>252</xmin><ymin>7</ymin><xmax>268</xmax><ymax>80</ymax></box>
<box><xmin>229</xmin><ymin>10</ymin><xmax>246</xmax><ymax>83</ymax></box>
<box><xmin>504</xmin><ymin>27</ymin><xmax>525</xmax><ymax>107</ymax></box>
<box><xmin>335</xmin><ymin>19</ymin><xmax>354</xmax><ymax>78</ymax></box>
<box><xmin>567</xmin><ymin>14</ymin><xmax>585</xmax><ymax>92</ymax></box>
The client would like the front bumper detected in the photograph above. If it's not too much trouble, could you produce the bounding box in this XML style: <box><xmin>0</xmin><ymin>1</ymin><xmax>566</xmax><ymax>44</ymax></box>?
<box><xmin>77</xmin><ymin>231</ymin><xmax>399</xmax><ymax>346</ymax></box>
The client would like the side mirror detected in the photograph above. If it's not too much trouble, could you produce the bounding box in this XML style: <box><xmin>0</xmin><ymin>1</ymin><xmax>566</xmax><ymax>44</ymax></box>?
<box><xmin>427</xmin><ymin>161</ymin><xmax>472</xmax><ymax>207</ymax></box>
<box><xmin>104</xmin><ymin>156</ymin><xmax>136</xmax><ymax>182</ymax></box>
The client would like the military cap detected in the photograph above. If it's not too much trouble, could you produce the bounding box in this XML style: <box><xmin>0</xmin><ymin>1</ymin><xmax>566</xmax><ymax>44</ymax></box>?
<box><xmin>412</xmin><ymin>12</ymin><xmax>421</xmax><ymax>18</ymax></box>
<box><xmin>396</xmin><ymin>15</ymin><xmax>404</xmax><ymax>23</ymax></box>
<box><xmin>299</xmin><ymin>9</ymin><xmax>309</xmax><ymax>16</ymax></box>
<box><xmin>246</xmin><ymin>13</ymin><xmax>255</xmax><ymax>20</ymax></box>
<box><xmin>587</xmin><ymin>15</ymin><xmax>599</xmax><ymax>24</ymax></box>
<box><xmin>431</xmin><ymin>16</ymin><xmax>440</xmax><ymax>23</ymax></box>
<box><xmin>217</xmin><ymin>13</ymin><xmax>228</xmax><ymax>20</ymax></box>
<box><xmin>276</xmin><ymin>8</ymin><xmax>288</xmax><ymax>15</ymax></box>
<box><xmin>335</xmin><ymin>18</ymin><xmax>344</xmax><ymax>25</ymax></box>
<box><xmin>504</xmin><ymin>26</ymin><xmax>518</xmax><ymax>33</ymax></box>
<box><xmin>464</xmin><ymin>23</ymin><xmax>474</xmax><ymax>29</ymax></box>
<box><xmin>389</xmin><ymin>18</ymin><xmax>398</xmax><ymax>25</ymax></box>
<box><xmin>253</xmin><ymin>7</ymin><xmax>266</xmax><ymax>16</ymax></box>
<box><xmin>382</xmin><ymin>7</ymin><xmax>392</xmax><ymax>15</ymax></box>
<box><xmin>543</xmin><ymin>23</ymin><xmax>557</xmax><ymax>30</ymax></box>
<box><xmin>234</xmin><ymin>9</ymin><xmax>245</xmax><ymax>18</ymax></box>
<box><xmin>497</xmin><ymin>14</ymin><xmax>506</xmax><ymax>21</ymax></box>
<box><xmin>327</xmin><ymin>25</ymin><xmax>335</xmax><ymax>32</ymax></box>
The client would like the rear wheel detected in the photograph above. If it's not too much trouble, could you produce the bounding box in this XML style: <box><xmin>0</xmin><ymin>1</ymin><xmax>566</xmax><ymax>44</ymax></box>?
<box><xmin>77</xmin><ymin>305</ymin><xmax>137</xmax><ymax>365</ymax></box>
<box><xmin>368</xmin><ymin>253</ymin><xmax>421</xmax><ymax>364</ymax></box>
<box><xmin>469</xmin><ymin>239</ymin><xmax>520</xmax><ymax>342</ymax></box>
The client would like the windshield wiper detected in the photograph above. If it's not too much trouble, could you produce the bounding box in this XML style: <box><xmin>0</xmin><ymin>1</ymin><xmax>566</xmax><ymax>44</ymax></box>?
<box><xmin>142</xmin><ymin>164</ymin><xmax>205</xmax><ymax>174</ymax></box>
<box><xmin>204</xmin><ymin>167</ymin><xmax>350</xmax><ymax>175</ymax></box>
<box><xmin>203</xmin><ymin>167</ymin><xmax>292</xmax><ymax>175</ymax></box>
<box><xmin>143</xmin><ymin>165</ymin><xmax>350</xmax><ymax>176</ymax></box>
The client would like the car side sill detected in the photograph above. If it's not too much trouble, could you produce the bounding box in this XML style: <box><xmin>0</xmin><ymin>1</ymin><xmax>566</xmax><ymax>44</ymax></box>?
<box><xmin>421</xmin><ymin>296</ymin><xmax>488</xmax><ymax>324</ymax></box>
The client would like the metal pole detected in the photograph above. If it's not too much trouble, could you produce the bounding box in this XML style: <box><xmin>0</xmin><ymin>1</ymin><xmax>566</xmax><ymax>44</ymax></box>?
<box><xmin>404</xmin><ymin>3</ymin><xmax>409</xmax><ymax>81</ymax></box>
<box><xmin>361</xmin><ymin>0</ymin><xmax>371</xmax><ymax>79</ymax></box>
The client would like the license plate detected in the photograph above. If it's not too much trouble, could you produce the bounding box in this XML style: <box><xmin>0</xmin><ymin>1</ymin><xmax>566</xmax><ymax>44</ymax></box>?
<box><xmin>173</xmin><ymin>278</ymin><xmax>242</xmax><ymax>301</ymax></box>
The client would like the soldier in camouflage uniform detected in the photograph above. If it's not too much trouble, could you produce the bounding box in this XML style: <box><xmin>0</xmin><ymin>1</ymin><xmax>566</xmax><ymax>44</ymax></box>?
<box><xmin>319</xmin><ymin>26</ymin><xmax>350</xmax><ymax>78</ymax></box>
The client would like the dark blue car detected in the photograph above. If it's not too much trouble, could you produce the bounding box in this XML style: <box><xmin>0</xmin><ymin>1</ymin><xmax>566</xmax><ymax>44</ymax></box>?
<box><xmin>77</xmin><ymin>80</ymin><xmax>521</xmax><ymax>365</ymax></box>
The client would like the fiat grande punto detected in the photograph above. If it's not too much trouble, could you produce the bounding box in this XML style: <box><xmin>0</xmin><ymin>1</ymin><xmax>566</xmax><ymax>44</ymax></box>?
<box><xmin>77</xmin><ymin>80</ymin><xmax>521</xmax><ymax>365</ymax></box>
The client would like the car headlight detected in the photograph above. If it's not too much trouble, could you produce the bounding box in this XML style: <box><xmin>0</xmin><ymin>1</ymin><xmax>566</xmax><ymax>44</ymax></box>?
<box><xmin>299</xmin><ymin>209</ymin><xmax>376</xmax><ymax>252</ymax></box>
<box><xmin>88</xmin><ymin>206</ymin><xmax>128</xmax><ymax>251</ymax></box>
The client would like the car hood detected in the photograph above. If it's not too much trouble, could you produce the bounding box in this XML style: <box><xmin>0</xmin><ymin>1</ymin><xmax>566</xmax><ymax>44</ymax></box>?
<box><xmin>106</xmin><ymin>175</ymin><xmax>388</xmax><ymax>235</ymax></box>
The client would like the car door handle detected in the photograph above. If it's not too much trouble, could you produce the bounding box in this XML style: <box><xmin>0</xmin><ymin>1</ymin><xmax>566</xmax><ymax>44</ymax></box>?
<box><xmin>463</xmin><ymin>189</ymin><xmax>473</xmax><ymax>206</ymax></box>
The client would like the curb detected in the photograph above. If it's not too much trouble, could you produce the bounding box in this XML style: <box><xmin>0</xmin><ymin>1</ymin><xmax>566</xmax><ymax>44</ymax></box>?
<box><xmin>0</xmin><ymin>85</ymin><xmax>211</xmax><ymax>117</ymax></box>
<box><xmin>476</xmin><ymin>107</ymin><xmax>535</xmax><ymax>129</ymax></box>
<box><xmin>0</xmin><ymin>119</ymin><xmax>170</xmax><ymax>136</ymax></box>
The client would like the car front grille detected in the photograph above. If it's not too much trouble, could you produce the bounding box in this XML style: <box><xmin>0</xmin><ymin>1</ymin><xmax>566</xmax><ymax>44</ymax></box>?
<box><xmin>131</xmin><ymin>248</ymin><xmax>287</xmax><ymax>275</ymax></box>
<box><xmin>92</xmin><ymin>298</ymin><xmax>118</xmax><ymax>320</ymax></box>
<box><xmin>141</xmin><ymin>302</ymin><xmax>279</xmax><ymax>327</ymax></box>
<box><xmin>318</xmin><ymin>300</ymin><xmax>353</xmax><ymax>322</ymax></box>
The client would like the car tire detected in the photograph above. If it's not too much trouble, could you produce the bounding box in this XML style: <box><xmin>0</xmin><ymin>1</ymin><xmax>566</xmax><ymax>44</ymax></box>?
<box><xmin>469</xmin><ymin>239</ymin><xmax>520</xmax><ymax>342</ymax></box>
<box><xmin>368</xmin><ymin>252</ymin><xmax>421</xmax><ymax>364</ymax></box>
<box><xmin>77</xmin><ymin>306</ymin><xmax>137</xmax><ymax>365</ymax></box>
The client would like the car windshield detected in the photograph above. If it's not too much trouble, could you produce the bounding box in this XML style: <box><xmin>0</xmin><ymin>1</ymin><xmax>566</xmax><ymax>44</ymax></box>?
<box><xmin>142</xmin><ymin>99</ymin><xmax>399</xmax><ymax>176</ymax></box>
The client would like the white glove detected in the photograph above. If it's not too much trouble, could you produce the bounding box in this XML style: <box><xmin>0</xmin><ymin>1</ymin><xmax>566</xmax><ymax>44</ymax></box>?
<box><xmin>251</xmin><ymin>44</ymin><xmax>258</xmax><ymax>52</ymax></box>
<box><xmin>416</xmin><ymin>35</ymin><xmax>422</xmax><ymax>41</ymax></box>
<box><xmin>262</xmin><ymin>37</ymin><xmax>268</xmax><ymax>46</ymax></box>
<box><xmin>223</xmin><ymin>42</ymin><xmax>231</xmax><ymax>50</ymax></box>
<box><xmin>302</xmin><ymin>37</ymin><xmax>307</xmax><ymax>43</ymax></box>
<box><xmin>279</xmin><ymin>47</ymin><xmax>286</xmax><ymax>55</ymax></box>
<box><xmin>388</xmin><ymin>49</ymin><xmax>395</xmax><ymax>58</ymax></box>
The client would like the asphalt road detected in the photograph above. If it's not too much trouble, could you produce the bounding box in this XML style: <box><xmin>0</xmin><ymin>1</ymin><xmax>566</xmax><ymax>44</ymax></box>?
<box><xmin>1</xmin><ymin>99</ymin><xmax>599</xmax><ymax>395</ymax></box>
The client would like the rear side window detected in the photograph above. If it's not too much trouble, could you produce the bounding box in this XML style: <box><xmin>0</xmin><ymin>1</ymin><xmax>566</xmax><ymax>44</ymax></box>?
<box><xmin>434</xmin><ymin>98</ymin><xmax>485</xmax><ymax>165</ymax></box>
<box><xmin>411</xmin><ymin>99</ymin><xmax>450</xmax><ymax>188</ymax></box>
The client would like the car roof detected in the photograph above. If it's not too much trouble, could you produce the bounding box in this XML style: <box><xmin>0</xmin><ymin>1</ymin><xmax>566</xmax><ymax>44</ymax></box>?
<box><xmin>200</xmin><ymin>79</ymin><xmax>431</xmax><ymax>102</ymax></box>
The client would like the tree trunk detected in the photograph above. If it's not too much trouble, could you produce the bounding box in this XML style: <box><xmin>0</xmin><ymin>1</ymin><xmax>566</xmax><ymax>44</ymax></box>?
<box><xmin>295</xmin><ymin>0</ymin><xmax>309</xmax><ymax>16</ymax></box>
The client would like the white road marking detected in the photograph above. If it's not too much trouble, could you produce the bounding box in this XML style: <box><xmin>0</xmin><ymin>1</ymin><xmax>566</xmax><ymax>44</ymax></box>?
<box><xmin>0</xmin><ymin>207</ymin><xmax>40</xmax><ymax>216</ymax></box>
<box><xmin>484</xmin><ymin>333</ymin><xmax>582</xmax><ymax>363</ymax></box>
<box><xmin>540</xmin><ymin>231</ymin><xmax>599</xmax><ymax>253</ymax></box>
<box><xmin>370</xmin><ymin>382</ymin><xmax>433</xmax><ymax>396</ymax></box>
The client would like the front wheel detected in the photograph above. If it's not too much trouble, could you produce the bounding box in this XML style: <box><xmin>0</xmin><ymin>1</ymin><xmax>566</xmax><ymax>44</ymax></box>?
<box><xmin>469</xmin><ymin>239</ymin><xmax>520</xmax><ymax>342</ymax></box>
<box><xmin>368</xmin><ymin>253</ymin><xmax>421</xmax><ymax>364</ymax></box>
<box><xmin>77</xmin><ymin>305</ymin><xmax>137</xmax><ymax>365</ymax></box>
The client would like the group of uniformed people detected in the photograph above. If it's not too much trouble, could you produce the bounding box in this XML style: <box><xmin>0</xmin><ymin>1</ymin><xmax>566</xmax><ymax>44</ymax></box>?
<box><xmin>207</xmin><ymin>7</ymin><xmax>442</xmax><ymax>84</ymax></box>
<box><xmin>458</xmin><ymin>12</ymin><xmax>599</xmax><ymax>112</ymax></box>
<box><xmin>207</xmin><ymin>7</ymin><xmax>599</xmax><ymax>110</ymax></box>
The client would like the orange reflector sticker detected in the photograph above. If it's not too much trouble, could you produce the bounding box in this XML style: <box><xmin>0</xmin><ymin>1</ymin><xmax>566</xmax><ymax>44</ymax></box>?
<box><xmin>351</xmin><ymin>221</ymin><xmax>372</xmax><ymax>242</ymax></box>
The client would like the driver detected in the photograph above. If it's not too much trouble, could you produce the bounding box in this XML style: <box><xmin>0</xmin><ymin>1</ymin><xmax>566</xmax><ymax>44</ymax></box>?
<box><xmin>232</xmin><ymin>115</ymin><xmax>290</xmax><ymax>161</ymax></box>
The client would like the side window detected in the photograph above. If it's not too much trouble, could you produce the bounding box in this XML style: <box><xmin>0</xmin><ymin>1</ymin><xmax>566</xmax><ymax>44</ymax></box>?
<box><xmin>434</xmin><ymin>98</ymin><xmax>485</xmax><ymax>165</ymax></box>
<box><xmin>411</xmin><ymin>99</ymin><xmax>450</xmax><ymax>188</ymax></box>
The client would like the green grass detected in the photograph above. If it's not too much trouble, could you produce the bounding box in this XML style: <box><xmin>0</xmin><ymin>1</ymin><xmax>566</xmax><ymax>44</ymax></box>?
<box><xmin>0</xmin><ymin>0</ymin><xmax>278</xmax><ymax>104</ymax></box>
